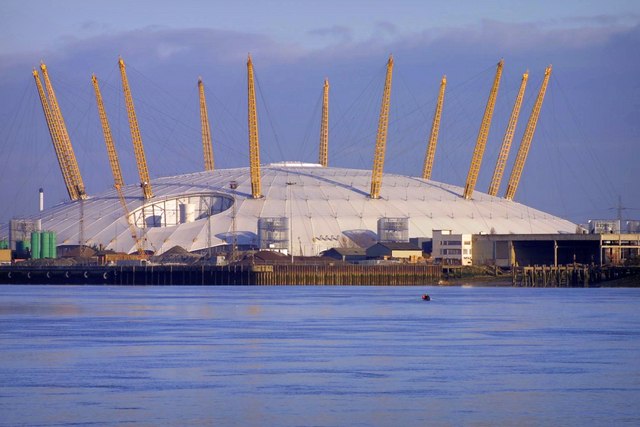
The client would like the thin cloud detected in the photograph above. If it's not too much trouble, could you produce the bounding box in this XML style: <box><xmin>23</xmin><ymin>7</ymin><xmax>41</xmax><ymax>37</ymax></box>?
<box><xmin>79</xmin><ymin>20</ymin><xmax>111</xmax><ymax>33</ymax></box>
<box><xmin>555</xmin><ymin>13</ymin><xmax>639</xmax><ymax>27</ymax></box>
<box><xmin>304</xmin><ymin>18</ymin><xmax>638</xmax><ymax>68</ymax></box>
<box><xmin>308</xmin><ymin>25</ymin><xmax>353</xmax><ymax>43</ymax></box>
<box><xmin>0</xmin><ymin>26</ymin><xmax>305</xmax><ymax>75</ymax></box>
<box><xmin>394</xmin><ymin>18</ymin><xmax>636</xmax><ymax>54</ymax></box>
<box><xmin>374</xmin><ymin>21</ymin><xmax>398</xmax><ymax>36</ymax></box>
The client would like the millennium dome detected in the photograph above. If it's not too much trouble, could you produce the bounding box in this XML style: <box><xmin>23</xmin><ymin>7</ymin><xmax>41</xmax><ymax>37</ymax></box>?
<box><xmin>2</xmin><ymin>57</ymin><xmax>575</xmax><ymax>256</ymax></box>
<box><xmin>14</xmin><ymin>161</ymin><xmax>575</xmax><ymax>256</ymax></box>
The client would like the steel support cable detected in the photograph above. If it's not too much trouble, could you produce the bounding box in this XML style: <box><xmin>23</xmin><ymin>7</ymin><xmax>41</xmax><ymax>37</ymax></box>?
<box><xmin>122</xmin><ymin>65</ymin><xmax>201</xmax><ymax>171</ymax></box>
<box><xmin>1</xmin><ymin>82</ymin><xmax>57</xmax><ymax>221</ymax></box>
<box><xmin>552</xmin><ymin>74</ymin><xmax>618</xmax><ymax>198</ymax></box>
<box><xmin>253</xmin><ymin>70</ymin><xmax>284</xmax><ymax>164</ymax></box>
<box><xmin>298</xmin><ymin>88</ymin><xmax>323</xmax><ymax>163</ymax></box>
<box><xmin>328</xmin><ymin>64</ymin><xmax>386</xmax><ymax>161</ymax></box>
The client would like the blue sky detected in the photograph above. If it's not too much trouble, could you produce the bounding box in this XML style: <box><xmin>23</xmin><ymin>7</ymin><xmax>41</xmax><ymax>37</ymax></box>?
<box><xmin>1</xmin><ymin>0</ymin><xmax>639</xmax><ymax>226</ymax></box>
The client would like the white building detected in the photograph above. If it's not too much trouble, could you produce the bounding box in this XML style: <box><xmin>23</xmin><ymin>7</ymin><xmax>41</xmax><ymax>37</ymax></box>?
<box><xmin>432</xmin><ymin>229</ymin><xmax>473</xmax><ymax>266</ymax></box>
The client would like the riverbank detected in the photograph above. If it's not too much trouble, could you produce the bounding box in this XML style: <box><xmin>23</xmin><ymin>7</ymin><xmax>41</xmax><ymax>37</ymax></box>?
<box><xmin>1</xmin><ymin>264</ymin><xmax>637</xmax><ymax>287</ymax></box>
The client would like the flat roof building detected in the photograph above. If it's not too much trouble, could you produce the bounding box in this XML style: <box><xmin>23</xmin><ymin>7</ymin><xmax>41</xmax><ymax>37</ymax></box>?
<box><xmin>473</xmin><ymin>233</ymin><xmax>640</xmax><ymax>267</ymax></box>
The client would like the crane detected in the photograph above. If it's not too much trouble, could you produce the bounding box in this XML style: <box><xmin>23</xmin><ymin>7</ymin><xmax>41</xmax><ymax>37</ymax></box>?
<box><xmin>33</xmin><ymin>69</ymin><xmax>77</xmax><ymax>201</ymax></box>
<box><xmin>318</xmin><ymin>78</ymin><xmax>330</xmax><ymax>167</ymax></box>
<box><xmin>504</xmin><ymin>65</ymin><xmax>552</xmax><ymax>201</ymax></box>
<box><xmin>92</xmin><ymin>74</ymin><xmax>146</xmax><ymax>257</ymax></box>
<box><xmin>422</xmin><ymin>75</ymin><xmax>447</xmax><ymax>180</ymax></box>
<box><xmin>198</xmin><ymin>78</ymin><xmax>215</xmax><ymax>172</ymax></box>
<box><xmin>463</xmin><ymin>59</ymin><xmax>504</xmax><ymax>200</ymax></box>
<box><xmin>370</xmin><ymin>55</ymin><xmax>394</xmax><ymax>199</ymax></box>
<box><xmin>247</xmin><ymin>54</ymin><xmax>262</xmax><ymax>199</ymax></box>
<box><xmin>118</xmin><ymin>57</ymin><xmax>153</xmax><ymax>200</ymax></box>
<box><xmin>39</xmin><ymin>63</ymin><xmax>87</xmax><ymax>200</ymax></box>
<box><xmin>487</xmin><ymin>72</ymin><xmax>529</xmax><ymax>196</ymax></box>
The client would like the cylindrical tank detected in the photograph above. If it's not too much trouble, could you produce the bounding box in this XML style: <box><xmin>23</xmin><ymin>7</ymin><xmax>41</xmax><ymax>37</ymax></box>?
<box><xmin>49</xmin><ymin>231</ymin><xmax>57</xmax><ymax>259</ymax></box>
<box><xmin>31</xmin><ymin>232</ymin><xmax>41</xmax><ymax>259</ymax></box>
<box><xmin>0</xmin><ymin>239</ymin><xmax>8</xmax><ymax>250</ymax></box>
<box><xmin>179</xmin><ymin>203</ymin><xmax>196</xmax><ymax>224</ymax></box>
<box><xmin>41</xmin><ymin>231</ymin><xmax>51</xmax><ymax>258</ymax></box>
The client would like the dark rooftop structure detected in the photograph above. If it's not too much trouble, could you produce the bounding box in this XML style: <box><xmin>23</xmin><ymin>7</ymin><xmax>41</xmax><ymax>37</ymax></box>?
<box><xmin>321</xmin><ymin>247</ymin><xmax>367</xmax><ymax>262</ymax></box>
<box><xmin>366</xmin><ymin>242</ymin><xmax>423</xmax><ymax>260</ymax></box>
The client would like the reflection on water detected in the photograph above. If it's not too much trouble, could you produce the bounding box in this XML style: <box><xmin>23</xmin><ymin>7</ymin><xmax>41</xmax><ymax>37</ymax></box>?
<box><xmin>1</xmin><ymin>285</ymin><xmax>639</xmax><ymax>426</ymax></box>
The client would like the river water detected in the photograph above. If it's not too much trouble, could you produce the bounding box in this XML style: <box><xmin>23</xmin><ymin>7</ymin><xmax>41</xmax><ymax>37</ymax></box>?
<box><xmin>1</xmin><ymin>285</ymin><xmax>639</xmax><ymax>426</ymax></box>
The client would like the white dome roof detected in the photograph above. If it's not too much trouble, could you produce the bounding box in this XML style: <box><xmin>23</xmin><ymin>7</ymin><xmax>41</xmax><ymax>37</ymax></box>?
<box><xmin>22</xmin><ymin>163</ymin><xmax>575</xmax><ymax>255</ymax></box>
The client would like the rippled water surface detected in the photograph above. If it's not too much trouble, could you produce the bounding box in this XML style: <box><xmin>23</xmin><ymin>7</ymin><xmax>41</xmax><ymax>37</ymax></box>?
<box><xmin>1</xmin><ymin>285</ymin><xmax>639</xmax><ymax>426</ymax></box>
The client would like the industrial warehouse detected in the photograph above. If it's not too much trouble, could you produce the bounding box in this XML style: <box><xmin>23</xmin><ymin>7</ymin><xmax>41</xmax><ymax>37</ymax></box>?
<box><xmin>0</xmin><ymin>55</ymin><xmax>638</xmax><ymax>284</ymax></box>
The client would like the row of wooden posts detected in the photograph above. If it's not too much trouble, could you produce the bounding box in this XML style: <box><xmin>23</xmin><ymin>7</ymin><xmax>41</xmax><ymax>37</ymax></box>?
<box><xmin>512</xmin><ymin>265</ymin><xmax>593</xmax><ymax>287</ymax></box>
<box><xmin>251</xmin><ymin>264</ymin><xmax>442</xmax><ymax>285</ymax></box>
<box><xmin>508</xmin><ymin>265</ymin><xmax>638</xmax><ymax>287</ymax></box>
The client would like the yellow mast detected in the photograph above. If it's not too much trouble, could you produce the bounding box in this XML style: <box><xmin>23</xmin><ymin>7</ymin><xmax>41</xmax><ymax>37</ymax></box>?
<box><xmin>92</xmin><ymin>75</ymin><xmax>124</xmax><ymax>188</ymax></box>
<box><xmin>247</xmin><ymin>54</ymin><xmax>262</xmax><ymax>199</ymax></box>
<box><xmin>370</xmin><ymin>55</ymin><xmax>394</xmax><ymax>199</ymax></box>
<box><xmin>92</xmin><ymin>74</ymin><xmax>145</xmax><ymax>256</ymax></box>
<box><xmin>40</xmin><ymin>63</ymin><xmax>87</xmax><ymax>200</ymax></box>
<box><xmin>33</xmin><ymin>69</ymin><xmax>77</xmax><ymax>200</ymax></box>
<box><xmin>422</xmin><ymin>75</ymin><xmax>447</xmax><ymax>180</ymax></box>
<box><xmin>463</xmin><ymin>59</ymin><xmax>504</xmax><ymax>200</ymax></box>
<box><xmin>118</xmin><ymin>57</ymin><xmax>153</xmax><ymax>200</ymax></box>
<box><xmin>198</xmin><ymin>78</ymin><xmax>215</xmax><ymax>172</ymax></box>
<box><xmin>318</xmin><ymin>78</ymin><xmax>329</xmax><ymax>167</ymax></box>
<box><xmin>504</xmin><ymin>65</ymin><xmax>552</xmax><ymax>201</ymax></box>
<box><xmin>487</xmin><ymin>71</ymin><xmax>529</xmax><ymax>196</ymax></box>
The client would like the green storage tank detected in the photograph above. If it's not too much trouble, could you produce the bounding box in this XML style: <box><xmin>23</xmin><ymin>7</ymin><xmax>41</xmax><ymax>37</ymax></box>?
<box><xmin>31</xmin><ymin>232</ymin><xmax>42</xmax><ymax>259</ymax></box>
<box><xmin>41</xmin><ymin>231</ymin><xmax>51</xmax><ymax>258</ymax></box>
<box><xmin>49</xmin><ymin>231</ymin><xmax>57</xmax><ymax>259</ymax></box>
<box><xmin>0</xmin><ymin>239</ymin><xmax>8</xmax><ymax>250</ymax></box>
